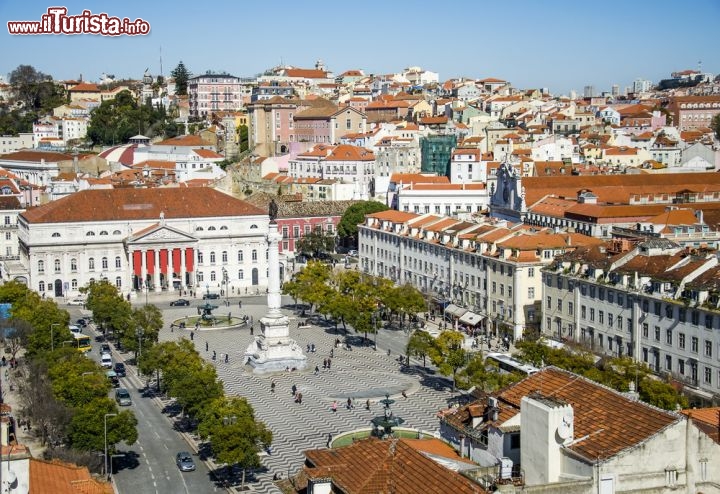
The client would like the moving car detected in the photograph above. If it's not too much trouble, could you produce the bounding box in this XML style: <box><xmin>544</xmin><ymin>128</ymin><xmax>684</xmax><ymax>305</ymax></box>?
<box><xmin>69</xmin><ymin>325</ymin><xmax>82</xmax><ymax>334</ymax></box>
<box><xmin>114</xmin><ymin>362</ymin><xmax>126</xmax><ymax>377</ymax></box>
<box><xmin>175</xmin><ymin>452</ymin><xmax>196</xmax><ymax>472</ymax></box>
<box><xmin>170</xmin><ymin>298</ymin><xmax>190</xmax><ymax>306</ymax></box>
<box><xmin>115</xmin><ymin>388</ymin><xmax>132</xmax><ymax>406</ymax></box>
<box><xmin>67</xmin><ymin>298</ymin><xmax>85</xmax><ymax>306</ymax></box>
<box><xmin>101</xmin><ymin>343</ymin><xmax>111</xmax><ymax>354</ymax></box>
<box><xmin>203</xmin><ymin>293</ymin><xmax>220</xmax><ymax>300</ymax></box>
<box><xmin>101</xmin><ymin>353</ymin><xmax>113</xmax><ymax>369</ymax></box>
<box><xmin>347</xmin><ymin>249</ymin><xmax>358</xmax><ymax>257</ymax></box>
<box><xmin>76</xmin><ymin>318</ymin><xmax>88</xmax><ymax>328</ymax></box>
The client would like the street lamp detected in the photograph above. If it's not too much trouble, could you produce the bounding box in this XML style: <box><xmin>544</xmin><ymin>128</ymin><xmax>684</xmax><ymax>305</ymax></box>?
<box><xmin>222</xmin><ymin>267</ymin><xmax>228</xmax><ymax>306</ymax></box>
<box><xmin>104</xmin><ymin>413</ymin><xmax>117</xmax><ymax>479</ymax></box>
<box><xmin>50</xmin><ymin>323</ymin><xmax>59</xmax><ymax>352</ymax></box>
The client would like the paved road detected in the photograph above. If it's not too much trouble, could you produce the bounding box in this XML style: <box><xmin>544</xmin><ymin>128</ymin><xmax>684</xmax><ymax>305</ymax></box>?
<box><xmin>155</xmin><ymin>294</ymin><xmax>458</xmax><ymax>494</ymax></box>
<box><xmin>72</xmin><ymin>308</ymin><xmax>221</xmax><ymax>494</ymax></box>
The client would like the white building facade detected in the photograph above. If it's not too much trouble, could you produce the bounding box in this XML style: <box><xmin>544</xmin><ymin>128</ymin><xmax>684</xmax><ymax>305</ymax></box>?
<box><xmin>17</xmin><ymin>188</ymin><xmax>271</xmax><ymax>299</ymax></box>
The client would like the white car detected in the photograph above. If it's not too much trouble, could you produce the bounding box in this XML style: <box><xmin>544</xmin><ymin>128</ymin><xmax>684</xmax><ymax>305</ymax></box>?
<box><xmin>67</xmin><ymin>298</ymin><xmax>86</xmax><ymax>306</ymax></box>
<box><xmin>101</xmin><ymin>354</ymin><xmax>113</xmax><ymax>368</ymax></box>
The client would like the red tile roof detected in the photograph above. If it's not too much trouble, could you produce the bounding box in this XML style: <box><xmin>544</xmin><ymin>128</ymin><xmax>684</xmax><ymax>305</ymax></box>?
<box><xmin>69</xmin><ymin>82</ymin><xmax>100</xmax><ymax>92</ymax></box>
<box><xmin>153</xmin><ymin>135</ymin><xmax>212</xmax><ymax>147</ymax></box>
<box><xmin>0</xmin><ymin>150</ymin><xmax>73</xmax><ymax>162</ymax></box>
<box><xmin>30</xmin><ymin>458</ymin><xmax>113</xmax><ymax>493</ymax></box>
<box><xmin>303</xmin><ymin>438</ymin><xmax>487</xmax><ymax>494</ymax></box>
<box><xmin>193</xmin><ymin>148</ymin><xmax>224</xmax><ymax>159</ymax></box>
<box><xmin>326</xmin><ymin>145</ymin><xmax>375</xmax><ymax>161</ymax></box>
<box><xmin>21</xmin><ymin>188</ymin><xmax>265</xmax><ymax>224</ymax></box>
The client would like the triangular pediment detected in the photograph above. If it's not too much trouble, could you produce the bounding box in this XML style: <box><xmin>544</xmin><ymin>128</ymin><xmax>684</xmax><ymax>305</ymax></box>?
<box><xmin>125</xmin><ymin>223</ymin><xmax>197</xmax><ymax>245</ymax></box>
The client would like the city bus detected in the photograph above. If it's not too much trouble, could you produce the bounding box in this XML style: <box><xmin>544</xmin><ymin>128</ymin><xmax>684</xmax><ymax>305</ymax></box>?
<box><xmin>73</xmin><ymin>334</ymin><xmax>92</xmax><ymax>353</ymax></box>
<box><xmin>486</xmin><ymin>352</ymin><xmax>540</xmax><ymax>376</ymax></box>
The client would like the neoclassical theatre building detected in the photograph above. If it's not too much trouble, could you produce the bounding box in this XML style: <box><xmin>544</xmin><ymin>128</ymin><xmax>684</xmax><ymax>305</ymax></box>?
<box><xmin>17</xmin><ymin>188</ymin><xmax>271</xmax><ymax>299</ymax></box>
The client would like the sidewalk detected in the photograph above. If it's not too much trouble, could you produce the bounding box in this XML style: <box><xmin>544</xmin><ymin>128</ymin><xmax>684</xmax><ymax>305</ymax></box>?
<box><xmin>1</xmin><ymin>349</ymin><xmax>46</xmax><ymax>459</ymax></box>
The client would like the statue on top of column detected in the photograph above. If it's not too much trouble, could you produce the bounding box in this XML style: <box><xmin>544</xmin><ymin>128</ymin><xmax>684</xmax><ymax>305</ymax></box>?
<box><xmin>268</xmin><ymin>199</ymin><xmax>279</xmax><ymax>222</ymax></box>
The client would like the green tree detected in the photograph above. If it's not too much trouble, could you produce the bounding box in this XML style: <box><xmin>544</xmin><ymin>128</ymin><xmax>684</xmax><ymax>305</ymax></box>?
<box><xmin>138</xmin><ymin>340</ymin><xmax>184</xmax><ymax>392</ymax></box>
<box><xmin>12</xmin><ymin>292</ymin><xmax>71</xmax><ymax>355</ymax></box>
<box><xmin>406</xmin><ymin>330</ymin><xmax>434</xmax><ymax>368</ymax></box>
<box><xmin>639</xmin><ymin>378</ymin><xmax>688</xmax><ymax>410</ymax></box>
<box><xmin>171</xmin><ymin>61</ymin><xmax>191</xmax><ymax>96</ymax></box>
<box><xmin>9</xmin><ymin>64</ymin><xmax>65</xmax><ymax>111</ymax></box>
<box><xmin>47</xmin><ymin>350</ymin><xmax>110</xmax><ymax>407</ymax></box>
<box><xmin>122</xmin><ymin>305</ymin><xmax>163</xmax><ymax>357</ymax></box>
<box><xmin>282</xmin><ymin>261</ymin><xmax>332</xmax><ymax>312</ymax></box>
<box><xmin>456</xmin><ymin>354</ymin><xmax>521</xmax><ymax>392</ymax></box>
<box><xmin>385</xmin><ymin>284</ymin><xmax>425</xmax><ymax>329</ymax></box>
<box><xmin>86</xmin><ymin>90</ymin><xmax>170</xmax><ymax>146</ymax></box>
<box><xmin>712</xmin><ymin>113</ymin><xmax>720</xmax><ymax>140</ymax></box>
<box><xmin>337</xmin><ymin>201</ymin><xmax>389</xmax><ymax>243</ymax></box>
<box><xmin>197</xmin><ymin>396</ymin><xmax>272</xmax><ymax>491</ymax></box>
<box><xmin>82</xmin><ymin>280</ymin><xmax>132</xmax><ymax>341</ymax></box>
<box><xmin>67</xmin><ymin>397</ymin><xmax>138</xmax><ymax>452</ymax></box>
<box><xmin>295</xmin><ymin>230</ymin><xmax>336</xmax><ymax>258</ymax></box>
<box><xmin>237</xmin><ymin>124</ymin><xmax>249</xmax><ymax>153</ymax></box>
<box><xmin>430</xmin><ymin>330</ymin><xmax>466</xmax><ymax>391</ymax></box>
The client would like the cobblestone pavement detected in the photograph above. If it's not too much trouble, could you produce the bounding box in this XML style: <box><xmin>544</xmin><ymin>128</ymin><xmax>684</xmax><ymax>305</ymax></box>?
<box><xmin>159</xmin><ymin>296</ymin><xmax>457</xmax><ymax>493</ymax></box>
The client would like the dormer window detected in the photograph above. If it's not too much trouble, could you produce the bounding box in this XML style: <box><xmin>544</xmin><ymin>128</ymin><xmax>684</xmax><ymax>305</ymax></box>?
<box><xmin>113</xmin><ymin>230</ymin><xmax>121</xmax><ymax>235</ymax></box>
<box><xmin>86</xmin><ymin>231</ymin><xmax>95</xmax><ymax>236</ymax></box>
<box><xmin>51</xmin><ymin>232</ymin><xmax>61</xmax><ymax>238</ymax></box>
<box><xmin>100</xmin><ymin>231</ymin><xmax>108</xmax><ymax>235</ymax></box>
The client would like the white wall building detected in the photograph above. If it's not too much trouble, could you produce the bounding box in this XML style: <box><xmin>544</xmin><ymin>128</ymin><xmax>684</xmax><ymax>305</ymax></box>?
<box><xmin>17</xmin><ymin>188</ymin><xmax>271</xmax><ymax>299</ymax></box>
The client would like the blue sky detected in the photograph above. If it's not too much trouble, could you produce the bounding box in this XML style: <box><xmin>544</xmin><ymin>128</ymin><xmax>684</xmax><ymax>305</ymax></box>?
<box><xmin>1</xmin><ymin>0</ymin><xmax>718</xmax><ymax>95</ymax></box>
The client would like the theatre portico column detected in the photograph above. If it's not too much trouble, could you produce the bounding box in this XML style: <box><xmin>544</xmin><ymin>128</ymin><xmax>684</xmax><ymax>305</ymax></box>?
<box><xmin>180</xmin><ymin>248</ymin><xmax>187</xmax><ymax>289</ymax></box>
<box><xmin>154</xmin><ymin>249</ymin><xmax>162</xmax><ymax>292</ymax></box>
<box><xmin>141</xmin><ymin>250</ymin><xmax>147</xmax><ymax>290</ymax></box>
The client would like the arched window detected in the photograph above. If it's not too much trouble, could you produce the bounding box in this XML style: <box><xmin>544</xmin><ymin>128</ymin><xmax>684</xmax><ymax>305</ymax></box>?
<box><xmin>238</xmin><ymin>269</ymin><xmax>244</xmax><ymax>280</ymax></box>
<box><xmin>222</xmin><ymin>251</ymin><xmax>228</xmax><ymax>263</ymax></box>
<box><xmin>86</xmin><ymin>231</ymin><xmax>95</xmax><ymax>236</ymax></box>
<box><xmin>113</xmin><ymin>230</ymin><xmax>122</xmax><ymax>235</ymax></box>
<box><xmin>54</xmin><ymin>259</ymin><xmax>61</xmax><ymax>273</ymax></box>
<box><xmin>238</xmin><ymin>250</ymin><xmax>244</xmax><ymax>262</ymax></box>
<box><xmin>198</xmin><ymin>252</ymin><xmax>204</xmax><ymax>264</ymax></box>
<box><xmin>210</xmin><ymin>251</ymin><xmax>216</xmax><ymax>264</ymax></box>
<box><xmin>197</xmin><ymin>272</ymin><xmax>204</xmax><ymax>282</ymax></box>
<box><xmin>252</xmin><ymin>249</ymin><xmax>258</xmax><ymax>262</ymax></box>
<box><xmin>250</xmin><ymin>224</ymin><xmax>258</xmax><ymax>229</ymax></box>
<box><xmin>51</xmin><ymin>232</ymin><xmax>61</xmax><ymax>238</ymax></box>
<box><xmin>115</xmin><ymin>277</ymin><xmax>122</xmax><ymax>288</ymax></box>
<box><xmin>210</xmin><ymin>270</ymin><xmax>216</xmax><ymax>282</ymax></box>
<box><xmin>99</xmin><ymin>231</ymin><xmax>108</xmax><ymax>236</ymax></box>
<box><xmin>115</xmin><ymin>256</ymin><xmax>121</xmax><ymax>268</ymax></box>
<box><xmin>208</xmin><ymin>226</ymin><xmax>216</xmax><ymax>231</ymax></box>
<box><xmin>71</xmin><ymin>279</ymin><xmax>78</xmax><ymax>290</ymax></box>
<box><xmin>89</xmin><ymin>258</ymin><xmax>95</xmax><ymax>270</ymax></box>
<box><xmin>196</xmin><ymin>226</ymin><xmax>204</xmax><ymax>231</ymax></box>
<box><xmin>102</xmin><ymin>257</ymin><xmax>108</xmax><ymax>269</ymax></box>
<box><xmin>70</xmin><ymin>258</ymin><xmax>77</xmax><ymax>271</ymax></box>
<box><xmin>38</xmin><ymin>260</ymin><xmax>44</xmax><ymax>273</ymax></box>
<box><xmin>38</xmin><ymin>281</ymin><xmax>45</xmax><ymax>292</ymax></box>
<box><xmin>220</xmin><ymin>226</ymin><xmax>228</xmax><ymax>230</ymax></box>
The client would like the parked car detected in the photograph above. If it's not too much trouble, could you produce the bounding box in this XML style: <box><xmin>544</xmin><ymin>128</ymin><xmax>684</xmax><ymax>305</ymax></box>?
<box><xmin>101</xmin><ymin>353</ymin><xmax>113</xmax><ymax>369</ymax></box>
<box><xmin>67</xmin><ymin>298</ymin><xmax>86</xmax><ymax>306</ymax></box>
<box><xmin>114</xmin><ymin>362</ymin><xmax>126</xmax><ymax>377</ymax></box>
<box><xmin>115</xmin><ymin>388</ymin><xmax>132</xmax><ymax>406</ymax></box>
<box><xmin>348</xmin><ymin>249</ymin><xmax>358</xmax><ymax>257</ymax></box>
<box><xmin>170</xmin><ymin>298</ymin><xmax>190</xmax><ymax>306</ymax></box>
<box><xmin>175</xmin><ymin>452</ymin><xmax>196</xmax><ymax>472</ymax></box>
<box><xmin>203</xmin><ymin>293</ymin><xmax>220</xmax><ymax>300</ymax></box>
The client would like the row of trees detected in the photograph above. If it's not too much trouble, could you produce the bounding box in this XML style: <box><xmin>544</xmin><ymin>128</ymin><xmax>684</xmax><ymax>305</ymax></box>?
<box><xmin>137</xmin><ymin>339</ymin><xmax>270</xmax><ymax>487</ymax></box>
<box><xmin>283</xmin><ymin>261</ymin><xmax>426</xmax><ymax>337</ymax></box>
<box><xmin>0</xmin><ymin>281</ymin><xmax>137</xmax><ymax>471</ymax></box>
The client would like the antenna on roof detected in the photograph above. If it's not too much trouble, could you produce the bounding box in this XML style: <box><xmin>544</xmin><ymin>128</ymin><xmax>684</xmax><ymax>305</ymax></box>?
<box><xmin>159</xmin><ymin>45</ymin><xmax>163</xmax><ymax>78</ymax></box>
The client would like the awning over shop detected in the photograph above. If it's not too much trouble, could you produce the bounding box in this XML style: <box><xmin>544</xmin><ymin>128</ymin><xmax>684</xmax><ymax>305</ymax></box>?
<box><xmin>459</xmin><ymin>311</ymin><xmax>482</xmax><ymax>326</ymax></box>
<box><xmin>444</xmin><ymin>304</ymin><xmax>467</xmax><ymax>318</ymax></box>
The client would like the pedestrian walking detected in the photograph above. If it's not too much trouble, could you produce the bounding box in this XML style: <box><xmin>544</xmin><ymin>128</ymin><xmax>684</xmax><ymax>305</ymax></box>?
<box><xmin>238</xmin><ymin>300</ymin><xmax>242</xmax><ymax>309</ymax></box>
<box><xmin>366</xmin><ymin>399</ymin><xmax>371</xmax><ymax>410</ymax></box>
<box><xmin>322</xmin><ymin>358</ymin><xmax>327</xmax><ymax>369</ymax></box>
<box><xmin>314</xmin><ymin>365</ymin><xmax>319</xmax><ymax>375</ymax></box>
<box><xmin>190</xmin><ymin>332</ymin><xmax>194</xmax><ymax>341</ymax></box>
<box><xmin>170</xmin><ymin>323</ymin><xmax>174</xmax><ymax>332</ymax></box>
<box><xmin>225</xmin><ymin>353</ymin><xmax>229</xmax><ymax>364</ymax></box>
<box><xmin>212</xmin><ymin>350</ymin><xmax>216</xmax><ymax>361</ymax></box>
<box><xmin>291</xmin><ymin>384</ymin><xmax>297</xmax><ymax>396</ymax></box>
<box><xmin>402</xmin><ymin>390</ymin><xmax>408</xmax><ymax>399</ymax></box>
<box><xmin>327</xmin><ymin>358</ymin><xmax>332</xmax><ymax>370</ymax></box>
<box><xmin>331</xmin><ymin>401</ymin><xmax>337</xmax><ymax>412</ymax></box>
<box><xmin>326</xmin><ymin>433</ymin><xmax>332</xmax><ymax>448</ymax></box>
<box><xmin>330</xmin><ymin>348</ymin><xmax>334</xmax><ymax>358</ymax></box>
<box><xmin>205</xmin><ymin>341</ymin><xmax>209</xmax><ymax>351</ymax></box>
<box><xmin>270</xmin><ymin>380</ymin><xmax>276</xmax><ymax>393</ymax></box>
<box><xmin>347</xmin><ymin>397</ymin><xmax>353</xmax><ymax>410</ymax></box>
<box><xmin>296</xmin><ymin>392</ymin><xmax>303</xmax><ymax>404</ymax></box>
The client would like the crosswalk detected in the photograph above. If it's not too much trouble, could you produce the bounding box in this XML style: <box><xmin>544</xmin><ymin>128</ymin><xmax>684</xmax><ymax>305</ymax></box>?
<box><xmin>162</xmin><ymin>311</ymin><xmax>455</xmax><ymax>493</ymax></box>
